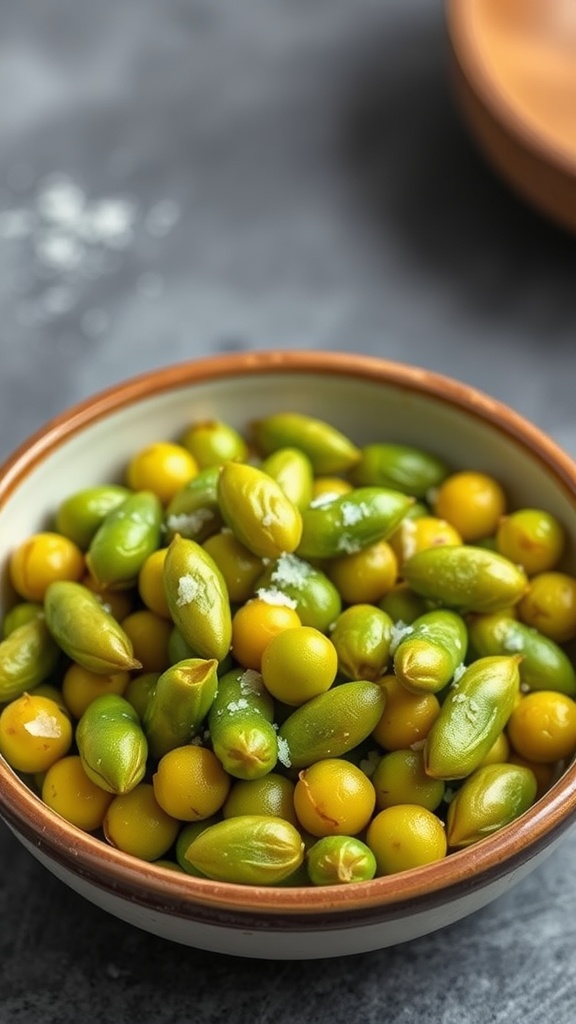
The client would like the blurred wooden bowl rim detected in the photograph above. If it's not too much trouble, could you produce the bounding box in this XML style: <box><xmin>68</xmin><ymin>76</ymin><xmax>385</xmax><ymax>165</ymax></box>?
<box><xmin>446</xmin><ymin>0</ymin><xmax>576</xmax><ymax>233</ymax></box>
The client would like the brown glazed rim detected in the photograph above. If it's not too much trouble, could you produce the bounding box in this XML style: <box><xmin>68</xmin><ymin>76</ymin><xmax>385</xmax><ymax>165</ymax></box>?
<box><xmin>446</xmin><ymin>0</ymin><xmax>576</xmax><ymax>179</ymax></box>
<box><xmin>1</xmin><ymin>349</ymin><xmax>576</xmax><ymax>923</ymax></box>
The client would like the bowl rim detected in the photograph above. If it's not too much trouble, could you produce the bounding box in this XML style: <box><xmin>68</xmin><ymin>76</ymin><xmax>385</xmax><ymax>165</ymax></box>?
<box><xmin>2</xmin><ymin>348</ymin><xmax>576</xmax><ymax>921</ymax></box>
<box><xmin>445</xmin><ymin>0</ymin><xmax>576</xmax><ymax>179</ymax></box>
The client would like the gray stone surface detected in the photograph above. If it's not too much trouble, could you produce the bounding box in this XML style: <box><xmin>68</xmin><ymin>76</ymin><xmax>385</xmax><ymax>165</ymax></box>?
<box><xmin>1</xmin><ymin>1</ymin><xmax>576</xmax><ymax>1020</ymax></box>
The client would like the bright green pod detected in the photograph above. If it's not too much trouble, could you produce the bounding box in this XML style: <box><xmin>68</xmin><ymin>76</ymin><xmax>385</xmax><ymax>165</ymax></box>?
<box><xmin>180</xmin><ymin>419</ymin><xmax>248</xmax><ymax>468</ymax></box>
<box><xmin>251</xmin><ymin>412</ymin><xmax>361</xmax><ymax>475</ymax></box>
<box><xmin>424</xmin><ymin>654</ymin><xmax>522</xmax><ymax>780</ymax></box>
<box><xmin>124</xmin><ymin>672</ymin><xmax>160</xmax><ymax>721</ymax></box>
<box><xmin>350</xmin><ymin>443</ymin><xmax>449</xmax><ymax>498</ymax></box>
<box><xmin>277</xmin><ymin>679</ymin><xmax>387</xmax><ymax>770</ymax></box>
<box><xmin>306</xmin><ymin>836</ymin><xmax>377</xmax><ymax>886</ymax></box>
<box><xmin>446</xmin><ymin>762</ymin><xmax>538</xmax><ymax>848</ymax></box>
<box><xmin>468</xmin><ymin>613</ymin><xmax>576</xmax><ymax>696</ymax></box>
<box><xmin>378</xmin><ymin>584</ymin><xmax>428</xmax><ymax>625</ymax></box>
<box><xmin>329</xmin><ymin>604</ymin><xmax>393</xmax><ymax>681</ymax></box>
<box><xmin>297</xmin><ymin>487</ymin><xmax>414</xmax><ymax>559</ymax></box>
<box><xmin>393</xmin><ymin>609</ymin><xmax>468</xmax><ymax>695</ymax></box>
<box><xmin>143</xmin><ymin>657</ymin><xmax>219</xmax><ymax>759</ymax></box>
<box><xmin>2</xmin><ymin>602</ymin><xmax>44</xmax><ymax>638</ymax></box>
<box><xmin>208</xmin><ymin>667</ymin><xmax>277</xmax><ymax>779</ymax></box>
<box><xmin>86</xmin><ymin>490</ymin><xmax>163</xmax><ymax>588</ymax></box>
<box><xmin>163</xmin><ymin>534</ymin><xmax>232</xmax><ymax>662</ymax></box>
<box><xmin>217</xmin><ymin>461</ymin><xmax>303</xmax><ymax>559</ymax></box>
<box><xmin>402</xmin><ymin>545</ymin><xmax>529</xmax><ymax>613</ymax></box>
<box><xmin>76</xmin><ymin>693</ymin><xmax>148</xmax><ymax>794</ymax></box>
<box><xmin>260</xmin><ymin>447</ymin><xmax>315</xmax><ymax>511</ymax></box>
<box><xmin>184</xmin><ymin>814</ymin><xmax>305</xmax><ymax>885</ymax></box>
<box><xmin>44</xmin><ymin>581</ymin><xmax>141</xmax><ymax>674</ymax></box>
<box><xmin>254</xmin><ymin>553</ymin><xmax>342</xmax><ymax>633</ymax></box>
<box><xmin>0</xmin><ymin>616</ymin><xmax>61</xmax><ymax>702</ymax></box>
<box><xmin>164</xmin><ymin>466</ymin><xmax>223</xmax><ymax>544</ymax></box>
<box><xmin>175</xmin><ymin>817</ymin><xmax>220</xmax><ymax>876</ymax></box>
<box><xmin>55</xmin><ymin>485</ymin><xmax>131</xmax><ymax>549</ymax></box>
<box><xmin>167</xmin><ymin>626</ymin><xmax>196</xmax><ymax>664</ymax></box>
<box><xmin>371</xmin><ymin>749</ymin><xmax>446</xmax><ymax>812</ymax></box>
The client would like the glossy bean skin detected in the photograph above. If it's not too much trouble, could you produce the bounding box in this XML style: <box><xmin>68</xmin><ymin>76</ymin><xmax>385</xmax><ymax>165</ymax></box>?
<box><xmin>208</xmin><ymin>667</ymin><xmax>278</xmax><ymax>780</ymax></box>
<box><xmin>251</xmin><ymin>412</ymin><xmax>361</xmax><ymax>475</ymax></box>
<box><xmin>143</xmin><ymin>658</ymin><xmax>219</xmax><ymax>759</ymax></box>
<box><xmin>278</xmin><ymin>679</ymin><xmax>387</xmax><ymax>770</ymax></box>
<box><xmin>424</xmin><ymin>655</ymin><xmax>522</xmax><ymax>780</ymax></box>
<box><xmin>468</xmin><ymin>613</ymin><xmax>576</xmax><ymax>696</ymax></box>
<box><xmin>0</xmin><ymin>616</ymin><xmax>60</xmax><ymax>702</ymax></box>
<box><xmin>393</xmin><ymin>609</ymin><xmax>468</xmax><ymax>695</ymax></box>
<box><xmin>350</xmin><ymin>443</ymin><xmax>449</xmax><ymax>497</ymax></box>
<box><xmin>86</xmin><ymin>491</ymin><xmax>163</xmax><ymax>589</ymax></box>
<box><xmin>184</xmin><ymin>814</ymin><xmax>305</xmax><ymax>885</ymax></box>
<box><xmin>163</xmin><ymin>534</ymin><xmax>232</xmax><ymax>663</ymax></box>
<box><xmin>403</xmin><ymin>545</ymin><xmax>529</xmax><ymax>613</ymax></box>
<box><xmin>446</xmin><ymin>762</ymin><xmax>538</xmax><ymax>848</ymax></box>
<box><xmin>44</xmin><ymin>580</ymin><xmax>142</xmax><ymax>674</ymax></box>
<box><xmin>76</xmin><ymin>694</ymin><xmax>149</xmax><ymax>795</ymax></box>
<box><xmin>297</xmin><ymin>488</ymin><xmax>414</xmax><ymax>559</ymax></box>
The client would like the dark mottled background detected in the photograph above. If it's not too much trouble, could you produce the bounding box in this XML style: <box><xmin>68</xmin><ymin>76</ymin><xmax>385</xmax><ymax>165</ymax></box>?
<box><xmin>1</xmin><ymin>2</ymin><xmax>576</xmax><ymax>1021</ymax></box>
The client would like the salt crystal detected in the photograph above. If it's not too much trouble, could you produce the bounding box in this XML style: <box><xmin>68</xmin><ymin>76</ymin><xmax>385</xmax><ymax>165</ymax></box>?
<box><xmin>276</xmin><ymin>736</ymin><xmax>291</xmax><ymax>768</ymax></box>
<box><xmin>176</xmin><ymin>574</ymin><xmax>199</xmax><ymax>606</ymax></box>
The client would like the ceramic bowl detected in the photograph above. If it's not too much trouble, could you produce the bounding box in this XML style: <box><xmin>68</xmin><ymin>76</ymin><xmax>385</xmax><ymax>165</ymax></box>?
<box><xmin>1</xmin><ymin>350</ymin><xmax>576</xmax><ymax>960</ymax></box>
<box><xmin>447</xmin><ymin>0</ymin><xmax>576</xmax><ymax>233</ymax></box>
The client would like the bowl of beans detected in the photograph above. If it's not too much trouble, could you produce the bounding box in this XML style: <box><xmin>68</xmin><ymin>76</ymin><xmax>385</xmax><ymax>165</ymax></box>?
<box><xmin>1</xmin><ymin>350</ymin><xmax>576</xmax><ymax>960</ymax></box>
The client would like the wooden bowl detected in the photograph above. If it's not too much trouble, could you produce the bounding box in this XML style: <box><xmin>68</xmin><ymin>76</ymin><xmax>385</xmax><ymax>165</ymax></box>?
<box><xmin>1</xmin><ymin>351</ymin><xmax>576</xmax><ymax>959</ymax></box>
<box><xmin>446</xmin><ymin>0</ymin><xmax>576</xmax><ymax>232</ymax></box>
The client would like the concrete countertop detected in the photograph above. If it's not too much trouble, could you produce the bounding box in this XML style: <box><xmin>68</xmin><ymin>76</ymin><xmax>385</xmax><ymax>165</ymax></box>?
<box><xmin>1</xmin><ymin>2</ymin><xmax>576</xmax><ymax>1021</ymax></box>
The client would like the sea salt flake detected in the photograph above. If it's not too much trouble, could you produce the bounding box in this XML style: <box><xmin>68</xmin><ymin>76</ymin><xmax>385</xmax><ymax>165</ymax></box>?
<box><xmin>166</xmin><ymin>508</ymin><xmax>214</xmax><ymax>536</ymax></box>
<box><xmin>256</xmin><ymin>587</ymin><xmax>298</xmax><ymax>609</ymax></box>
<box><xmin>239</xmin><ymin>670</ymin><xmax>263</xmax><ymax>695</ymax></box>
<box><xmin>389</xmin><ymin>620</ymin><xmax>414</xmax><ymax>654</ymax></box>
<box><xmin>176</xmin><ymin>574</ymin><xmax>200</xmax><ymax>606</ymax></box>
<box><xmin>276</xmin><ymin>736</ymin><xmax>291</xmax><ymax>768</ymax></box>
<box><xmin>452</xmin><ymin>662</ymin><xmax>467</xmax><ymax>683</ymax></box>
<box><xmin>270</xmin><ymin>553</ymin><xmax>311</xmax><ymax>590</ymax></box>
<box><xmin>340</xmin><ymin>501</ymin><xmax>367</xmax><ymax>527</ymax></box>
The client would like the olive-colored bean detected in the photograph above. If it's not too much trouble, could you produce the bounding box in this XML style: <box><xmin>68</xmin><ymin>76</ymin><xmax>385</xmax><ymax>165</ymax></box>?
<box><xmin>208</xmin><ymin>667</ymin><xmax>278</xmax><ymax>779</ymax></box>
<box><xmin>76</xmin><ymin>693</ymin><xmax>149</xmax><ymax>794</ymax></box>
<box><xmin>297</xmin><ymin>487</ymin><xmax>414</xmax><ymax>559</ymax></box>
<box><xmin>164</xmin><ymin>466</ymin><xmax>223</xmax><ymax>544</ymax></box>
<box><xmin>261</xmin><ymin>447</ymin><xmax>315</xmax><ymax>510</ymax></box>
<box><xmin>250</xmin><ymin>412</ymin><xmax>361</xmax><ymax>475</ymax></box>
<box><xmin>424</xmin><ymin>655</ymin><xmax>521</xmax><ymax>780</ymax></box>
<box><xmin>163</xmin><ymin>534</ymin><xmax>232</xmax><ymax>662</ymax></box>
<box><xmin>254</xmin><ymin>553</ymin><xmax>342</xmax><ymax>633</ymax></box>
<box><xmin>86</xmin><ymin>491</ymin><xmax>163</xmax><ymax>589</ymax></box>
<box><xmin>402</xmin><ymin>545</ymin><xmax>529</xmax><ymax>613</ymax></box>
<box><xmin>277</xmin><ymin>679</ymin><xmax>387</xmax><ymax>769</ymax></box>
<box><xmin>393</xmin><ymin>609</ymin><xmax>468</xmax><ymax>695</ymax></box>
<box><xmin>350</xmin><ymin>443</ymin><xmax>449</xmax><ymax>497</ymax></box>
<box><xmin>143</xmin><ymin>658</ymin><xmax>219</xmax><ymax>759</ymax></box>
<box><xmin>180</xmin><ymin>419</ymin><xmax>248</xmax><ymax>468</ymax></box>
<box><xmin>217</xmin><ymin>461</ymin><xmax>303</xmax><ymax>559</ymax></box>
<box><xmin>2</xmin><ymin>601</ymin><xmax>44</xmax><ymax>638</ymax></box>
<box><xmin>446</xmin><ymin>762</ymin><xmax>538</xmax><ymax>848</ymax></box>
<box><xmin>44</xmin><ymin>580</ymin><xmax>141</xmax><ymax>674</ymax></box>
<box><xmin>329</xmin><ymin>604</ymin><xmax>393</xmax><ymax>681</ymax></box>
<box><xmin>468</xmin><ymin>613</ymin><xmax>576</xmax><ymax>696</ymax></box>
<box><xmin>184</xmin><ymin>814</ymin><xmax>305</xmax><ymax>885</ymax></box>
<box><xmin>55</xmin><ymin>485</ymin><xmax>132</xmax><ymax>550</ymax></box>
<box><xmin>0</xmin><ymin>616</ymin><xmax>60</xmax><ymax>702</ymax></box>
<box><xmin>306</xmin><ymin>835</ymin><xmax>377</xmax><ymax>885</ymax></box>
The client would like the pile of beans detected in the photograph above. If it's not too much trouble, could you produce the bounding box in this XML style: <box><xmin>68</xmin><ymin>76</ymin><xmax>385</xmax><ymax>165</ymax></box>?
<box><xmin>1</xmin><ymin>411</ymin><xmax>576</xmax><ymax>886</ymax></box>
